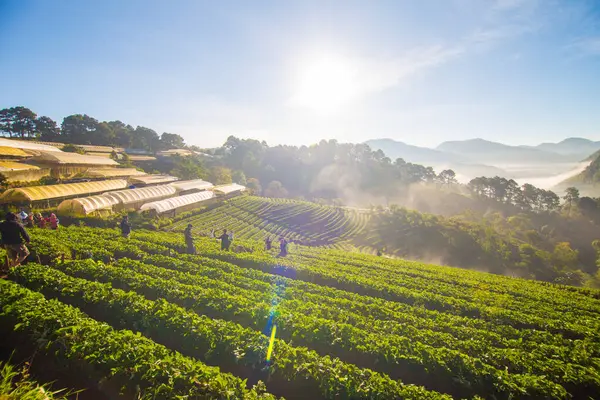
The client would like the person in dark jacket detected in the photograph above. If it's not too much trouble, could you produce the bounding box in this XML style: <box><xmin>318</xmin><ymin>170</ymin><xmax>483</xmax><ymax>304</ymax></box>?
<box><xmin>184</xmin><ymin>224</ymin><xmax>195</xmax><ymax>254</ymax></box>
<box><xmin>120</xmin><ymin>216</ymin><xmax>131</xmax><ymax>238</ymax></box>
<box><xmin>278</xmin><ymin>237</ymin><xmax>288</xmax><ymax>257</ymax></box>
<box><xmin>218</xmin><ymin>229</ymin><xmax>231</xmax><ymax>251</ymax></box>
<box><xmin>265</xmin><ymin>236</ymin><xmax>272</xmax><ymax>250</ymax></box>
<box><xmin>0</xmin><ymin>212</ymin><xmax>31</xmax><ymax>268</ymax></box>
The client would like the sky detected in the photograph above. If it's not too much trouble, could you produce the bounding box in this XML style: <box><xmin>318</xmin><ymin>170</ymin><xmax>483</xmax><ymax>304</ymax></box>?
<box><xmin>1</xmin><ymin>0</ymin><xmax>600</xmax><ymax>149</ymax></box>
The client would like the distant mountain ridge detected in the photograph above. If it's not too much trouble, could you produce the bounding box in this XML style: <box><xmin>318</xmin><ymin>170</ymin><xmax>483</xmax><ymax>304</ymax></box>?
<box><xmin>366</xmin><ymin>137</ymin><xmax>600</xmax><ymax>168</ymax></box>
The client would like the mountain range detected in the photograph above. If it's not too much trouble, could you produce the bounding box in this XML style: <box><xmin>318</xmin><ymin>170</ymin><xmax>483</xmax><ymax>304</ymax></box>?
<box><xmin>365</xmin><ymin>137</ymin><xmax>600</xmax><ymax>186</ymax></box>
<box><xmin>366</xmin><ymin>137</ymin><xmax>600</xmax><ymax>167</ymax></box>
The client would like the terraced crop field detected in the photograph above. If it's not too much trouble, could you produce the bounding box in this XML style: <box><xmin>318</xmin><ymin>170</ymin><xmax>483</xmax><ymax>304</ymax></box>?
<box><xmin>167</xmin><ymin>196</ymin><xmax>371</xmax><ymax>249</ymax></box>
<box><xmin>1</xmin><ymin>225</ymin><xmax>600</xmax><ymax>399</ymax></box>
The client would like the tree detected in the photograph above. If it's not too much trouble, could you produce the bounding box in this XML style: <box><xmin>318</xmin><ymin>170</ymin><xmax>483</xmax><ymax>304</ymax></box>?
<box><xmin>264</xmin><ymin>180</ymin><xmax>288</xmax><ymax>198</ymax></box>
<box><xmin>246</xmin><ymin>178</ymin><xmax>262</xmax><ymax>195</ymax></box>
<box><xmin>0</xmin><ymin>106</ymin><xmax>37</xmax><ymax>138</ymax></box>
<box><xmin>563</xmin><ymin>187</ymin><xmax>580</xmax><ymax>216</ymax></box>
<box><xmin>170</xmin><ymin>155</ymin><xmax>207</xmax><ymax>180</ymax></box>
<box><xmin>438</xmin><ymin>169</ymin><xmax>457</xmax><ymax>187</ymax></box>
<box><xmin>160</xmin><ymin>132</ymin><xmax>185</xmax><ymax>150</ymax></box>
<box><xmin>35</xmin><ymin>116</ymin><xmax>60</xmax><ymax>141</ymax></box>
<box><xmin>231</xmin><ymin>170</ymin><xmax>247</xmax><ymax>185</ymax></box>
<box><xmin>61</xmin><ymin>144</ymin><xmax>85</xmax><ymax>154</ymax></box>
<box><xmin>61</xmin><ymin>114</ymin><xmax>99</xmax><ymax>144</ymax></box>
<box><xmin>107</xmin><ymin>121</ymin><xmax>134</xmax><ymax>148</ymax></box>
<box><xmin>131</xmin><ymin>126</ymin><xmax>160</xmax><ymax>152</ymax></box>
<box><xmin>208</xmin><ymin>166</ymin><xmax>232</xmax><ymax>184</ymax></box>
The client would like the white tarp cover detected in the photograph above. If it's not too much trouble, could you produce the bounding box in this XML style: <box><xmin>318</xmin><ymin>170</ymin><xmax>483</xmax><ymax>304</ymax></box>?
<box><xmin>57</xmin><ymin>195</ymin><xmax>120</xmax><ymax>216</ymax></box>
<box><xmin>169</xmin><ymin>179</ymin><xmax>214</xmax><ymax>192</ymax></box>
<box><xmin>212</xmin><ymin>183</ymin><xmax>246</xmax><ymax>195</ymax></box>
<box><xmin>129</xmin><ymin>174</ymin><xmax>178</xmax><ymax>185</ymax></box>
<box><xmin>85</xmin><ymin>168</ymin><xmax>145</xmax><ymax>178</ymax></box>
<box><xmin>0</xmin><ymin>179</ymin><xmax>128</xmax><ymax>203</ymax></box>
<box><xmin>141</xmin><ymin>191</ymin><xmax>215</xmax><ymax>214</ymax></box>
<box><xmin>102</xmin><ymin>184</ymin><xmax>177</xmax><ymax>206</ymax></box>
<box><xmin>0</xmin><ymin>138</ymin><xmax>62</xmax><ymax>153</ymax></box>
<box><xmin>31</xmin><ymin>151</ymin><xmax>119</xmax><ymax>166</ymax></box>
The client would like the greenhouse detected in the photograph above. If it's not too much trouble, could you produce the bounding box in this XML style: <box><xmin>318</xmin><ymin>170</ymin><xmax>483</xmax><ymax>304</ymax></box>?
<box><xmin>102</xmin><ymin>184</ymin><xmax>177</xmax><ymax>211</ymax></box>
<box><xmin>140</xmin><ymin>191</ymin><xmax>216</xmax><ymax>216</ymax></box>
<box><xmin>0</xmin><ymin>161</ymin><xmax>50</xmax><ymax>182</ymax></box>
<box><xmin>0</xmin><ymin>138</ymin><xmax>61</xmax><ymax>153</ymax></box>
<box><xmin>56</xmin><ymin>195</ymin><xmax>120</xmax><ymax>216</ymax></box>
<box><xmin>212</xmin><ymin>183</ymin><xmax>246</xmax><ymax>196</ymax></box>
<box><xmin>31</xmin><ymin>151</ymin><xmax>119</xmax><ymax>166</ymax></box>
<box><xmin>84</xmin><ymin>168</ymin><xmax>145</xmax><ymax>178</ymax></box>
<box><xmin>0</xmin><ymin>179</ymin><xmax>128</xmax><ymax>204</ymax></box>
<box><xmin>130</xmin><ymin>174</ymin><xmax>178</xmax><ymax>186</ymax></box>
<box><xmin>0</xmin><ymin>146</ymin><xmax>29</xmax><ymax>158</ymax></box>
<box><xmin>169</xmin><ymin>179</ymin><xmax>214</xmax><ymax>194</ymax></box>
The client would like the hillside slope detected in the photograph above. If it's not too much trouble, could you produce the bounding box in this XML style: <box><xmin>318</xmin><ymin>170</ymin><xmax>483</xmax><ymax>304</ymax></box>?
<box><xmin>2</xmin><ymin>226</ymin><xmax>599</xmax><ymax>399</ymax></box>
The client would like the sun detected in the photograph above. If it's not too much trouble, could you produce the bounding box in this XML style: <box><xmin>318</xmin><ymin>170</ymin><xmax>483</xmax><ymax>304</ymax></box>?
<box><xmin>290</xmin><ymin>55</ymin><xmax>359</xmax><ymax>114</ymax></box>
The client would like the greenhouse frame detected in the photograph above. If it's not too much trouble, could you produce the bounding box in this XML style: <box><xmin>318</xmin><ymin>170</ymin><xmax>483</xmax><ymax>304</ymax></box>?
<box><xmin>140</xmin><ymin>191</ymin><xmax>216</xmax><ymax>216</ymax></box>
<box><xmin>56</xmin><ymin>195</ymin><xmax>120</xmax><ymax>216</ymax></box>
<box><xmin>84</xmin><ymin>168</ymin><xmax>146</xmax><ymax>178</ymax></box>
<box><xmin>169</xmin><ymin>179</ymin><xmax>214</xmax><ymax>194</ymax></box>
<box><xmin>129</xmin><ymin>174</ymin><xmax>178</xmax><ymax>186</ymax></box>
<box><xmin>212</xmin><ymin>183</ymin><xmax>246</xmax><ymax>196</ymax></box>
<box><xmin>102</xmin><ymin>184</ymin><xmax>177</xmax><ymax>211</ymax></box>
<box><xmin>0</xmin><ymin>179</ymin><xmax>128</xmax><ymax>204</ymax></box>
<box><xmin>31</xmin><ymin>151</ymin><xmax>119</xmax><ymax>166</ymax></box>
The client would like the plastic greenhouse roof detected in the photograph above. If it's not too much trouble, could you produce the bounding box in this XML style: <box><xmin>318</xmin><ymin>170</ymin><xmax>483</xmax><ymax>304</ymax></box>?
<box><xmin>0</xmin><ymin>179</ymin><xmax>128</xmax><ymax>203</ymax></box>
<box><xmin>212</xmin><ymin>183</ymin><xmax>246</xmax><ymax>195</ymax></box>
<box><xmin>0</xmin><ymin>146</ymin><xmax>29</xmax><ymax>157</ymax></box>
<box><xmin>102</xmin><ymin>184</ymin><xmax>177</xmax><ymax>205</ymax></box>
<box><xmin>57</xmin><ymin>195</ymin><xmax>120</xmax><ymax>216</ymax></box>
<box><xmin>140</xmin><ymin>191</ymin><xmax>215</xmax><ymax>214</ymax></box>
<box><xmin>85</xmin><ymin>168</ymin><xmax>145</xmax><ymax>178</ymax></box>
<box><xmin>31</xmin><ymin>151</ymin><xmax>119</xmax><ymax>166</ymax></box>
<box><xmin>0</xmin><ymin>162</ymin><xmax>40</xmax><ymax>171</ymax></box>
<box><xmin>0</xmin><ymin>138</ymin><xmax>62</xmax><ymax>152</ymax></box>
<box><xmin>169</xmin><ymin>179</ymin><xmax>214</xmax><ymax>192</ymax></box>
<box><xmin>130</xmin><ymin>175</ymin><xmax>178</xmax><ymax>185</ymax></box>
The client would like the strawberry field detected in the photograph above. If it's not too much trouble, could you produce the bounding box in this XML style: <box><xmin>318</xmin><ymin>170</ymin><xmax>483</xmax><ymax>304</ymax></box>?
<box><xmin>1</xmin><ymin>225</ymin><xmax>600</xmax><ymax>399</ymax></box>
<box><xmin>167</xmin><ymin>196</ymin><xmax>371</xmax><ymax>250</ymax></box>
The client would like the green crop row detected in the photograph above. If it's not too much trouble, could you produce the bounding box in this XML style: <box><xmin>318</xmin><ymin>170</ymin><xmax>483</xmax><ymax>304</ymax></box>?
<box><xmin>0</xmin><ymin>279</ymin><xmax>277</xmax><ymax>400</ymax></box>
<box><xmin>11</xmin><ymin>263</ymin><xmax>448</xmax><ymax>400</ymax></box>
<box><xmin>51</xmin><ymin>257</ymin><xmax>571</xmax><ymax>399</ymax></box>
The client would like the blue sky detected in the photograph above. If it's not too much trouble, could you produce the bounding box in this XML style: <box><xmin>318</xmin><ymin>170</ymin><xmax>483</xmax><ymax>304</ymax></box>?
<box><xmin>1</xmin><ymin>0</ymin><xmax>599</xmax><ymax>148</ymax></box>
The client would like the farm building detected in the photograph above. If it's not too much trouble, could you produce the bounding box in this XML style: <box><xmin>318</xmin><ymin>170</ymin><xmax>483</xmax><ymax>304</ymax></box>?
<box><xmin>56</xmin><ymin>195</ymin><xmax>120</xmax><ymax>216</ymax></box>
<box><xmin>102</xmin><ymin>184</ymin><xmax>177</xmax><ymax>211</ymax></box>
<box><xmin>130</xmin><ymin>174</ymin><xmax>178</xmax><ymax>186</ymax></box>
<box><xmin>0</xmin><ymin>179</ymin><xmax>128</xmax><ymax>205</ymax></box>
<box><xmin>213</xmin><ymin>183</ymin><xmax>246</xmax><ymax>197</ymax></box>
<box><xmin>140</xmin><ymin>191</ymin><xmax>216</xmax><ymax>216</ymax></box>
<box><xmin>0</xmin><ymin>162</ymin><xmax>50</xmax><ymax>183</ymax></box>
<box><xmin>30</xmin><ymin>151</ymin><xmax>119</xmax><ymax>178</ymax></box>
<box><xmin>169</xmin><ymin>179</ymin><xmax>214</xmax><ymax>194</ymax></box>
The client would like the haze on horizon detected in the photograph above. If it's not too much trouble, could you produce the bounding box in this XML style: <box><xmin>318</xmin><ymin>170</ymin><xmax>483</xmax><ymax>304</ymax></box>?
<box><xmin>1</xmin><ymin>0</ymin><xmax>599</xmax><ymax>149</ymax></box>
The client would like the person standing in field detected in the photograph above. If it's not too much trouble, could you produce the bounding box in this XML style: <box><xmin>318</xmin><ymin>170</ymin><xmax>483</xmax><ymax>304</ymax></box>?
<box><xmin>278</xmin><ymin>237</ymin><xmax>288</xmax><ymax>257</ymax></box>
<box><xmin>265</xmin><ymin>236</ymin><xmax>272</xmax><ymax>250</ymax></box>
<box><xmin>120</xmin><ymin>215</ymin><xmax>131</xmax><ymax>238</ymax></box>
<box><xmin>0</xmin><ymin>212</ymin><xmax>31</xmax><ymax>269</ymax></box>
<box><xmin>25</xmin><ymin>213</ymin><xmax>34</xmax><ymax>228</ymax></box>
<box><xmin>218</xmin><ymin>229</ymin><xmax>231</xmax><ymax>251</ymax></box>
<box><xmin>184</xmin><ymin>224</ymin><xmax>195</xmax><ymax>254</ymax></box>
<box><xmin>48</xmin><ymin>213</ymin><xmax>59</xmax><ymax>230</ymax></box>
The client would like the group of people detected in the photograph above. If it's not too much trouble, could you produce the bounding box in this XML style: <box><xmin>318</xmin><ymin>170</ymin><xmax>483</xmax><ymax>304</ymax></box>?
<box><xmin>265</xmin><ymin>236</ymin><xmax>289</xmax><ymax>257</ymax></box>
<box><xmin>18</xmin><ymin>210</ymin><xmax>59</xmax><ymax>230</ymax></box>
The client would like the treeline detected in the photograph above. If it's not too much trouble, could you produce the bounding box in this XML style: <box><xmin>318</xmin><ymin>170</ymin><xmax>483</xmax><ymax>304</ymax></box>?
<box><xmin>0</xmin><ymin>106</ymin><xmax>186</xmax><ymax>152</ymax></box>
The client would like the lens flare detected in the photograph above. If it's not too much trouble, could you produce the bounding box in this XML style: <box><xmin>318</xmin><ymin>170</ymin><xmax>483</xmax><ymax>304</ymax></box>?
<box><xmin>266</xmin><ymin>324</ymin><xmax>277</xmax><ymax>362</ymax></box>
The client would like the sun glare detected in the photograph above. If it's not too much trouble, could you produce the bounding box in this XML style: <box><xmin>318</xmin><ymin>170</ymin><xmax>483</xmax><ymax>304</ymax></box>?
<box><xmin>291</xmin><ymin>56</ymin><xmax>359</xmax><ymax>113</ymax></box>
